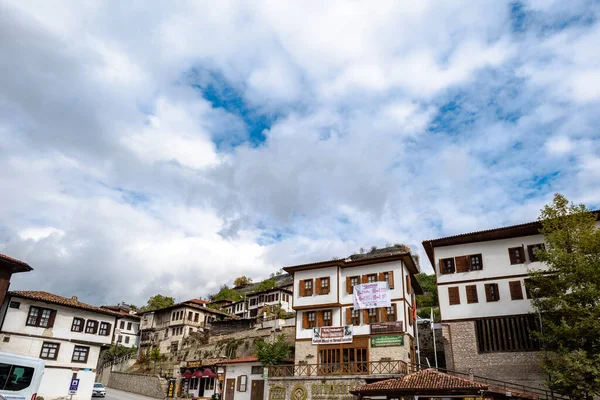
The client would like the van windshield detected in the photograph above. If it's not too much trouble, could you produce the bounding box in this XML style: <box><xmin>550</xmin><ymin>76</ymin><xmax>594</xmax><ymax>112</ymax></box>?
<box><xmin>0</xmin><ymin>362</ymin><xmax>35</xmax><ymax>391</ymax></box>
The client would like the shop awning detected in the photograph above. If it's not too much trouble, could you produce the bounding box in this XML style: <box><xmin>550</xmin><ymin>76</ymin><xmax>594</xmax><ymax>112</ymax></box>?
<box><xmin>202</xmin><ymin>368</ymin><xmax>217</xmax><ymax>378</ymax></box>
<box><xmin>192</xmin><ymin>369</ymin><xmax>203</xmax><ymax>378</ymax></box>
<box><xmin>182</xmin><ymin>370</ymin><xmax>192</xmax><ymax>379</ymax></box>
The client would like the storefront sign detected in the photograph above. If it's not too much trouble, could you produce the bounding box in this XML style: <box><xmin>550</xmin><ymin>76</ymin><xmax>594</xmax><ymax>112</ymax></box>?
<box><xmin>371</xmin><ymin>335</ymin><xmax>404</xmax><ymax>347</ymax></box>
<box><xmin>312</xmin><ymin>325</ymin><xmax>353</xmax><ymax>344</ymax></box>
<box><xmin>269</xmin><ymin>385</ymin><xmax>286</xmax><ymax>400</ymax></box>
<box><xmin>166</xmin><ymin>379</ymin><xmax>176</xmax><ymax>398</ymax></box>
<box><xmin>311</xmin><ymin>382</ymin><xmax>357</xmax><ymax>400</ymax></box>
<box><xmin>353</xmin><ymin>282</ymin><xmax>391</xmax><ymax>309</ymax></box>
<box><xmin>187</xmin><ymin>361</ymin><xmax>202</xmax><ymax>368</ymax></box>
<box><xmin>370</xmin><ymin>321</ymin><xmax>404</xmax><ymax>334</ymax></box>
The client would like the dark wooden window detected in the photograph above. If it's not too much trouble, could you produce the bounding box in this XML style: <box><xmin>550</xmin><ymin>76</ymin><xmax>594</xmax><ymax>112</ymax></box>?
<box><xmin>469</xmin><ymin>254</ymin><xmax>483</xmax><ymax>271</ymax></box>
<box><xmin>379</xmin><ymin>271</ymin><xmax>395</xmax><ymax>289</ymax></box>
<box><xmin>367</xmin><ymin>308</ymin><xmax>378</xmax><ymax>323</ymax></box>
<box><xmin>320</xmin><ymin>277</ymin><xmax>330</xmax><ymax>294</ymax></box>
<box><xmin>40</xmin><ymin>342</ymin><xmax>60</xmax><ymax>360</ymax></box>
<box><xmin>120</xmin><ymin>321</ymin><xmax>125</xmax><ymax>329</ymax></box>
<box><xmin>318</xmin><ymin>339</ymin><xmax>368</xmax><ymax>375</ymax></box>
<box><xmin>304</xmin><ymin>280</ymin><xmax>313</xmax><ymax>296</ymax></box>
<box><xmin>386</xmin><ymin>304</ymin><xmax>397</xmax><ymax>322</ymax></box>
<box><xmin>351</xmin><ymin>308</ymin><xmax>360</xmax><ymax>325</ymax></box>
<box><xmin>99</xmin><ymin>322</ymin><xmax>111</xmax><ymax>336</ymax></box>
<box><xmin>72</xmin><ymin>346</ymin><xmax>89</xmax><ymax>363</ymax></box>
<box><xmin>251</xmin><ymin>366</ymin><xmax>262</xmax><ymax>375</ymax></box>
<box><xmin>307</xmin><ymin>312</ymin><xmax>316</xmax><ymax>328</ymax></box>
<box><xmin>26</xmin><ymin>307</ymin><xmax>56</xmax><ymax>328</ymax></box>
<box><xmin>237</xmin><ymin>375</ymin><xmax>247</xmax><ymax>392</ymax></box>
<box><xmin>475</xmin><ymin>315</ymin><xmax>540</xmax><ymax>352</ymax></box>
<box><xmin>366</xmin><ymin>274</ymin><xmax>377</xmax><ymax>283</ymax></box>
<box><xmin>125</xmin><ymin>336</ymin><xmax>130</xmax><ymax>344</ymax></box>
<box><xmin>85</xmin><ymin>320</ymin><xmax>98</xmax><ymax>334</ymax></box>
<box><xmin>127</xmin><ymin>322</ymin><xmax>132</xmax><ymax>330</ymax></box>
<box><xmin>346</xmin><ymin>276</ymin><xmax>360</xmax><ymax>293</ymax></box>
<box><xmin>508</xmin><ymin>246</ymin><xmax>525</xmax><ymax>264</ymax></box>
<box><xmin>9</xmin><ymin>301</ymin><xmax>20</xmax><ymax>309</ymax></box>
<box><xmin>71</xmin><ymin>317</ymin><xmax>84</xmax><ymax>332</ymax></box>
<box><xmin>323</xmin><ymin>310</ymin><xmax>332</xmax><ymax>326</ymax></box>
<box><xmin>408</xmin><ymin>307</ymin><xmax>414</xmax><ymax>326</ymax></box>
<box><xmin>485</xmin><ymin>283</ymin><xmax>500</xmax><ymax>302</ymax></box>
<box><xmin>194</xmin><ymin>313</ymin><xmax>199</xmax><ymax>322</ymax></box>
<box><xmin>448</xmin><ymin>287</ymin><xmax>460</xmax><ymax>305</ymax></box>
<box><xmin>405</xmin><ymin>275</ymin><xmax>412</xmax><ymax>294</ymax></box>
<box><xmin>509</xmin><ymin>281</ymin><xmax>524</xmax><ymax>300</ymax></box>
<box><xmin>188</xmin><ymin>312</ymin><xmax>193</xmax><ymax>321</ymax></box>
<box><xmin>455</xmin><ymin>256</ymin><xmax>470</xmax><ymax>273</ymax></box>
<box><xmin>171</xmin><ymin>341</ymin><xmax>178</xmax><ymax>353</ymax></box>
<box><xmin>117</xmin><ymin>335</ymin><xmax>123</xmax><ymax>342</ymax></box>
<box><xmin>439</xmin><ymin>258</ymin><xmax>455</xmax><ymax>274</ymax></box>
<box><xmin>527</xmin><ymin>244</ymin><xmax>545</xmax><ymax>262</ymax></box>
<box><xmin>466</xmin><ymin>285</ymin><xmax>478</xmax><ymax>304</ymax></box>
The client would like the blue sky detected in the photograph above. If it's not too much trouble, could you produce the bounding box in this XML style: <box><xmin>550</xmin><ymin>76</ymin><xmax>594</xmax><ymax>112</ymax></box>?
<box><xmin>0</xmin><ymin>0</ymin><xmax>599</xmax><ymax>306</ymax></box>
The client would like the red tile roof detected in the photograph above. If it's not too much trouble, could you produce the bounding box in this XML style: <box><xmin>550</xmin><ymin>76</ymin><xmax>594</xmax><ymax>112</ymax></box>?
<box><xmin>187</xmin><ymin>298</ymin><xmax>209</xmax><ymax>305</ymax></box>
<box><xmin>218</xmin><ymin>356</ymin><xmax>260</xmax><ymax>364</ymax></box>
<box><xmin>0</xmin><ymin>253</ymin><xmax>33</xmax><ymax>272</ymax></box>
<box><xmin>353</xmin><ymin>369</ymin><xmax>487</xmax><ymax>393</ymax></box>
<box><xmin>10</xmin><ymin>291</ymin><xmax>121</xmax><ymax>317</ymax></box>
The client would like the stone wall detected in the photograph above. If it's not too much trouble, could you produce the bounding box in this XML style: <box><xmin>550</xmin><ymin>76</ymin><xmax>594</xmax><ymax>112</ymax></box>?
<box><xmin>106</xmin><ymin>371</ymin><xmax>168</xmax><ymax>399</ymax></box>
<box><xmin>210</xmin><ymin>319</ymin><xmax>259</xmax><ymax>335</ymax></box>
<box><xmin>442</xmin><ymin>321</ymin><xmax>546</xmax><ymax>390</ymax></box>
<box><xmin>416</xmin><ymin>321</ymin><xmax>445</xmax><ymax>369</ymax></box>
<box><xmin>267</xmin><ymin>377</ymin><xmax>365</xmax><ymax>400</ymax></box>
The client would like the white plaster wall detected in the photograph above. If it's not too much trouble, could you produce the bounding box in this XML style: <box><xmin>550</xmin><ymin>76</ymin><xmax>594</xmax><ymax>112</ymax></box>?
<box><xmin>114</xmin><ymin>317</ymin><xmax>140</xmax><ymax>348</ymax></box>
<box><xmin>439</xmin><ymin>277</ymin><xmax>532</xmax><ymax>320</ymax></box>
<box><xmin>223</xmin><ymin>363</ymin><xmax>263</xmax><ymax>400</ymax></box>
<box><xmin>295</xmin><ymin>308</ymin><xmax>343</xmax><ymax>340</ymax></box>
<box><xmin>339</xmin><ymin>300</ymin><xmax>410</xmax><ymax>338</ymax></box>
<box><xmin>339</xmin><ymin>260</ymin><xmax>407</xmax><ymax>305</ymax></box>
<box><xmin>2</xmin><ymin>298</ymin><xmax>114</xmax><ymax>346</ymax></box>
<box><xmin>293</xmin><ymin>267</ymin><xmax>339</xmax><ymax>308</ymax></box>
<box><xmin>38</xmin><ymin>367</ymin><xmax>97</xmax><ymax>400</ymax></box>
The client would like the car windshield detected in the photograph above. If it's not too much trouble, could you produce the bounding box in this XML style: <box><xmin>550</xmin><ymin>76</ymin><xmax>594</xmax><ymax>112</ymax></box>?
<box><xmin>94</xmin><ymin>384</ymin><xmax>105</xmax><ymax>388</ymax></box>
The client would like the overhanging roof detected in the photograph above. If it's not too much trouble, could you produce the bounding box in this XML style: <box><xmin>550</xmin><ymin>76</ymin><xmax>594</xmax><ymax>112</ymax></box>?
<box><xmin>0</xmin><ymin>253</ymin><xmax>33</xmax><ymax>273</ymax></box>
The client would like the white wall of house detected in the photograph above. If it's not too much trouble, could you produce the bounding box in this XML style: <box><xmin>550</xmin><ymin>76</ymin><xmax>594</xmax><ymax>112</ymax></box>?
<box><xmin>223</xmin><ymin>363</ymin><xmax>264</xmax><ymax>400</ymax></box>
<box><xmin>114</xmin><ymin>316</ymin><xmax>140</xmax><ymax>348</ymax></box>
<box><xmin>293</xmin><ymin>266</ymin><xmax>339</xmax><ymax>308</ymax></box>
<box><xmin>0</xmin><ymin>297</ymin><xmax>115</xmax><ymax>400</ymax></box>
<box><xmin>339</xmin><ymin>260</ymin><xmax>407</xmax><ymax>305</ymax></box>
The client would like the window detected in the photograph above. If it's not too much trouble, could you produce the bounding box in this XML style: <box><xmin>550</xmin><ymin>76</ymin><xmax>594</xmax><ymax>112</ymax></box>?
<box><xmin>194</xmin><ymin>313</ymin><xmax>199</xmax><ymax>322</ymax></box>
<box><xmin>348</xmin><ymin>276</ymin><xmax>360</xmax><ymax>293</ymax></box>
<box><xmin>304</xmin><ymin>280</ymin><xmax>313</xmax><ymax>296</ymax></box>
<box><xmin>127</xmin><ymin>322</ymin><xmax>132</xmax><ymax>330</ymax></box>
<box><xmin>99</xmin><ymin>322</ymin><xmax>111</xmax><ymax>336</ymax></box>
<box><xmin>439</xmin><ymin>258</ymin><xmax>455</xmax><ymax>274</ymax></box>
<box><xmin>165</xmin><ymin>329</ymin><xmax>169</xmax><ymax>339</ymax></box>
<box><xmin>71</xmin><ymin>318</ymin><xmax>84</xmax><ymax>332</ymax></box>
<box><xmin>124</xmin><ymin>336</ymin><xmax>130</xmax><ymax>344</ymax></box>
<box><xmin>237</xmin><ymin>375</ymin><xmax>247</xmax><ymax>392</ymax></box>
<box><xmin>368</xmin><ymin>308</ymin><xmax>378</xmax><ymax>323</ymax></box>
<box><xmin>0</xmin><ymin>363</ymin><xmax>35</xmax><ymax>391</ymax></box>
<box><xmin>466</xmin><ymin>285</ymin><xmax>478</xmax><ymax>304</ymax></box>
<box><xmin>26</xmin><ymin>307</ymin><xmax>55</xmax><ymax>328</ymax></box>
<box><xmin>367</xmin><ymin>274</ymin><xmax>377</xmax><ymax>283</ymax></box>
<box><xmin>405</xmin><ymin>275</ymin><xmax>412</xmax><ymax>294</ymax></box>
<box><xmin>508</xmin><ymin>246</ymin><xmax>525</xmax><ymax>264</ymax></box>
<box><xmin>40</xmin><ymin>342</ymin><xmax>60</xmax><ymax>360</ymax></box>
<box><xmin>386</xmin><ymin>305</ymin><xmax>396</xmax><ymax>322</ymax></box>
<box><xmin>475</xmin><ymin>315</ymin><xmax>540</xmax><ymax>352</ymax></box>
<box><xmin>120</xmin><ymin>321</ymin><xmax>125</xmax><ymax>329</ymax></box>
<box><xmin>319</xmin><ymin>339</ymin><xmax>368</xmax><ymax>375</ymax></box>
<box><xmin>469</xmin><ymin>254</ymin><xmax>483</xmax><ymax>271</ymax></box>
<box><xmin>305</xmin><ymin>312</ymin><xmax>316</xmax><ymax>329</ymax></box>
<box><xmin>117</xmin><ymin>335</ymin><xmax>123</xmax><ymax>343</ymax></box>
<box><xmin>323</xmin><ymin>310</ymin><xmax>332</xmax><ymax>326</ymax></box>
<box><xmin>408</xmin><ymin>307</ymin><xmax>414</xmax><ymax>326</ymax></box>
<box><xmin>509</xmin><ymin>281</ymin><xmax>524</xmax><ymax>300</ymax></box>
<box><xmin>85</xmin><ymin>320</ymin><xmax>98</xmax><ymax>334</ymax></box>
<box><xmin>319</xmin><ymin>277</ymin><xmax>330</xmax><ymax>295</ymax></box>
<box><xmin>350</xmin><ymin>309</ymin><xmax>360</xmax><ymax>326</ymax></box>
<box><xmin>188</xmin><ymin>312</ymin><xmax>193</xmax><ymax>321</ymax></box>
<box><xmin>9</xmin><ymin>301</ymin><xmax>20</xmax><ymax>309</ymax></box>
<box><xmin>448</xmin><ymin>287</ymin><xmax>460</xmax><ymax>305</ymax></box>
<box><xmin>72</xmin><ymin>346</ymin><xmax>89</xmax><ymax>363</ymax></box>
<box><xmin>205</xmin><ymin>378</ymin><xmax>215</xmax><ymax>391</ymax></box>
<box><xmin>527</xmin><ymin>244</ymin><xmax>545</xmax><ymax>262</ymax></box>
<box><xmin>251</xmin><ymin>366</ymin><xmax>262</xmax><ymax>375</ymax></box>
<box><xmin>171</xmin><ymin>313</ymin><xmax>176</xmax><ymax>321</ymax></box>
<box><xmin>171</xmin><ymin>342</ymin><xmax>178</xmax><ymax>353</ymax></box>
<box><xmin>485</xmin><ymin>283</ymin><xmax>500</xmax><ymax>302</ymax></box>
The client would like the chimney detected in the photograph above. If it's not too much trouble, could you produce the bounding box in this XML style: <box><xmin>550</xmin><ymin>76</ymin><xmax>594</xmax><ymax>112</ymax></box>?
<box><xmin>71</xmin><ymin>296</ymin><xmax>78</xmax><ymax>301</ymax></box>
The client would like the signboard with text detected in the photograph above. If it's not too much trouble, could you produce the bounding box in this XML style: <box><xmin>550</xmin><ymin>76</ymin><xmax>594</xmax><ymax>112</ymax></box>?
<box><xmin>166</xmin><ymin>379</ymin><xmax>176</xmax><ymax>398</ymax></box>
<box><xmin>371</xmin><ymin>335</ymin><xmax>404</xmax><ymax>347</ymax></box>
<box><xmin>352</xmin><ymin>282</ymin><xmax>391</xmax><ymax>310</ymax></box>
<box><xmin>312</xmin><ymin>325</ymin><xmax>353</xmax><ymax>344</ymax></box>
<box><xmin>370</xmin><ymin>321</ymin><xmax>404</xmax><ymax>334</ymax></box>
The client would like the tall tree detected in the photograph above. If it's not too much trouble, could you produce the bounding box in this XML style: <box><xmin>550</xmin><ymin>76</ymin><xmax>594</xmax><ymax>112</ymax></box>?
<box><xmin>255</xmin><ymin>279</ymin><xmax>276</xmax><ymax>293</ymax></box>
<box><xmin>255</xmin><ymin>334</ymin><xmax>292</xmax><ymax>366</ymax></box>
<box><xmin>528</xmin><ymin>194</ymin><xmax>600</xmax><ymax>399</ymax></box>
<box><xmin>233</xmin><ymin>276</ymin><xmax>253</xmax><ymax>287</ymax></box>
<box><xmin>139</xmin><ymin>294</ymin><xmax>176</xmax><ymax>312</ymax></box>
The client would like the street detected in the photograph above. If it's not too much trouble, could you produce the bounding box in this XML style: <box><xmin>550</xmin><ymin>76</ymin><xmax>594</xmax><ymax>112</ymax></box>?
<box><xmin>105</xmin><ymin>388</ymin><xmax>161</xmax><ymax>400</ymax></box>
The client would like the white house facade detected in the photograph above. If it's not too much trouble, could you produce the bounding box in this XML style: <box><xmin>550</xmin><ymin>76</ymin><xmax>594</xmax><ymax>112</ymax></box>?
<box><xmin>114</xmin><ymin>315</ymin><xmax>140</xmax><ymax>348</ymax></box>
<box><xmin>246</xmin><ymin>288</ymin><xmax>293</xmax><ymax>318</ymax></box>
<box><xmin>219</xmin><ymin>356</ymin><xmax>265</xmax><ymax>400</ymax></box>
<box><xmin>0</xmin><ymin>291</ymin><xmax>118</xmax><ymax>400</ymax></box>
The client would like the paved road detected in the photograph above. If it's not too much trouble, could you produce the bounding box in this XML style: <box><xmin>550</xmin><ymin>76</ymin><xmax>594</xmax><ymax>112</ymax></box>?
<box><xmin>105</xmin><ymin>388</ymin><xmax>160</xmax><ymax>400</ymax></box>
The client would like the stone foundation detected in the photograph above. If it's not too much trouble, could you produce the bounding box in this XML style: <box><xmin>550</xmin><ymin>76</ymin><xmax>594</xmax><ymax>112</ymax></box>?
<box><xmin>267</xmin><ymin>377</ymin><xmax>364</xmax><ymax>400</ymax></box>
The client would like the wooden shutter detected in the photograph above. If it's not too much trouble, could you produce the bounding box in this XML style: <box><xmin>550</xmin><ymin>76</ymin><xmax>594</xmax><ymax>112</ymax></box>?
<box><xmin>465</xmin><ymin>285</ymin><xmax>478</xmax><ymax>304</ymax></box>
<box><xmin>299</xmin><ymin>280</ymin><xmax>306</xmax><ymax>297</ymax></box>
<box><xmin>484</xmin><ymin>284</ymin><xmax>500</xmax><ymax>302</ymax></box>
<box><xmin>408</xmin><ymin>307</ymin><xmax>413</xmax><ymax>326</ymax></box>
<box><xmin>363</xmin><ymin>310</ymin><xmax>369</xmax><ymax>324</ymax></box>
<box><xmin>346</xmin><ymin>308</ymin><xmax>352</xmax><ymax>325</ymax></box>
<box><xmin>317</xmin><ymin>311</ymin><xmax>324</xmax><ymax>327</ymax></box>
<box><xmin>48</xmin><ymin>310</ymin><xmax>57</xmax><ymax>328</ymax></box>
<box><xmin>237</xmin><ymin>376</ymin><xmax>241</xmax><ymax>391</ymax></box>
<box><xmin>406</xmin><ymin>275</ymin><xmax>411</xmax><ymax>294</ymax></box>
<box><xmin>455</xmin><ymin>256</ymin><xmax>469</xmax><ymax>273</ymax></box>
<box><xmin>381</xmin><ymin>307</ymin><xmax>388</xmax><ymax>321</ymax></box>
<box><xmin>388</xmin><ymin>271</ymin><xmax>394</xmax><ymax>289</ymax></box>
<box><xmin>509</xmin><ymin>281</ymin><xmax>524</xmax><ymax>300</ymax></box>
<box><xmin>378</xmin><ymin>272</ymin><xmax>385</xmax><ymax>282</ymax></box>
<box><xmin>315</xmin><ymin>278</ymin><xmax>322</xmax><ymax>295</ymax></box>
<box><xmin>438</xmin><ymin>259</ymin><xmax>447</xmax><ymax>274</ymax></box>
<box><xmin>448</xmin><ymin>287</ymin><xmax>460</xmax><ymax>305</ymax></box>
<box><xmin>508</xmin><ymin>248</ymin><xmax>518</xmax><ymax>264</ymax></box>
<box><xmin>346</xmin><ymin>277</ymin><xmax>352</xmax><ymax>294</ymax></box>
<box><xmin>392</xmin><ymin>303</ymin><xmax>397</xmax><ymax>321</ymax></box>
<box><xmin>361</xmin><ymin>275</ymin><xmax>368</xmax><ymax>284</ymax></box>
<box><xmin>302</xmin><ymin>312</ymin><xmax>308</xmax><ymax>329</ymax></box>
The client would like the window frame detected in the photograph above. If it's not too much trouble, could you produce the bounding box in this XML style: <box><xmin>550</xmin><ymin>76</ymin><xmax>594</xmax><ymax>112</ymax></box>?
<box><xmin>367</xmin><ymin>308</ymin><xmax>378</xmax><ymax>324</ymax></box>
<box><xmin>85</xmin><ymin>320</ymin><xmax>98</xmax><ymax>334</ymax></box>
<box><xmin>508</xmin><ymin>246</ymin><xmax>525</xmax><ymax>264</ymax></box>
<box><xmin>485</xmin><ymin>283</ymin><xmax>500</xmax><ymax>302</ymax></box>
<box><xmin>251</xmin><ymin>366</ymin><xmax>262</xmax><ymax>375</ymax></box>
<box><xmin>307</xmin><ymin>311</ymin><xmax>316</xmax><ymax>328</ymax></box>
<box><xmin>304</xmin><ymin>280</ymin><xmax>313</xmax><ymax>296</ymax></box>
<box><xmin>440</xmin><ymin>258</ymin><xmax>455</xmax><ymax>274</ymax></box>
<box><xmin>386</xmin><ymin>305</ymin><xmax>396</xmax><ymax>322</ymax></box>
<box><xmin>26</xmin><ymin>306</ymin><xmax>55</xmax><ymax>328</ymax></box>
<box><xmin>448</xmin><ymin>287</ymin><xmax>460</xmax><ymax>305</ymax></box>
<box><xmin>320</xmin><ymin>277</ymin><xmax>330</xmax><ymax>294</ymax></box>
<box><xmin>127</xmin><ymin>322</ymin><xmax>132</xmax><ymax>330</ymax></box>
<box><xmin>98</xmin><ymin>322</ymin><xmax>111</xmax><ymax>336</ymax></box>
<box><xmin>322</xmin><ymin>310</ymin><xmax>332</xmax><ymax>326</ymax></box>
<box><xmin>366</xmin><ymin>274</ymin><xmax>377</xmax><ymax>283</ymax></box>
<box><xmin>527</xmin><ymin>244</ymin><xmax>545</xmax><ymax>262</ymax></box>
<box><xmin>469</xmin><ymin>254</ymin><xmax>483</xmax><ymax>271</ymax></box>
<box><xmin>40</xmin><ymin>342</ymin><xmax>60</xmax><ymax>360</ymax></box>
<box><xmin>71</xmin><ymin>317</ymin><xmax>85</xmax><ymax>332</ymax></box>
<box><xmin>72</xmin><ymin>346</ymin><xmax>90</xmax><ymax>363</ymax></box>
<box><xmin>350</xmin><ymin>308</ymin><xmax>360</xmax><ymax>326</ymax></box>
<box><xmin>237</xmin><ymin>375</ymin><xmax>247</xmax><ymax>392</ymax></box>
<box><xmin>465</xmin><ymin>285</ymin><xmax>479</xmax><ymax>304</ymax></box>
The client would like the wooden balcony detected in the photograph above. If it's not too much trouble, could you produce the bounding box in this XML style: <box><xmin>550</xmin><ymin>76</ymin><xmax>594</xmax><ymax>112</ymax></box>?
<box><xmin>267</xmin><ymin>359</ymin><xmax>409</xmax><ymax>377</ymax></box>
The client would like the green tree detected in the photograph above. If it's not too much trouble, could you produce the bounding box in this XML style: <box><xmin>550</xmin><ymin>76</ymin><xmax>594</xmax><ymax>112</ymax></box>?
<box><xmin>101</xmin><ymin>344</ymin><xmax>137</xmax><ymax>363</ymax></box>
<box><xmin>255</xmin><ymin>334</ymin><xmax>292</xmax><ymax>366</ymax></box>
<box><xmin>213</xmin><ymin>285</ymin><xmax>243</xmax><ymax>302</ymax></box>
<box><xmin>233</xmin><ymin>276</ymin><xmax>253</xmax><ymax>287</ymax></box>
<box><xmin>139</xmin><ymin>294</ymin><xmax>176</xmax><ymax>312</ymax></box>
<box><xmin>528</xmin><ymin>194</ymin><xmax>600</xmax><ymax>399</ymax></box>
<box><xmin>415</xmin><ymin>273</ymin><xmax>438</xmax><ymax>308</ymax></box>
<box><xmin>255</xmin><ymin>279</ymin><xmax>276</xmax><ymax>293</ymax></box>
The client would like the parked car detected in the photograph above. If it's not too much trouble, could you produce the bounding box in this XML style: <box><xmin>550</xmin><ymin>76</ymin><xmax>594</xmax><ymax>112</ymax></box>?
<box><xmin>92</xmin><ymin>383</ymin><xmax>106</xmax><ymax>398</ymax></box>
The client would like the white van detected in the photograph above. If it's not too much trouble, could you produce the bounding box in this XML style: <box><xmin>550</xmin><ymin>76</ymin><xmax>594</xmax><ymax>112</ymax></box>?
<box><xmin>0</xmin><ymin>352</ymin><xmax>45</xmax><ymax>400</ymax></box>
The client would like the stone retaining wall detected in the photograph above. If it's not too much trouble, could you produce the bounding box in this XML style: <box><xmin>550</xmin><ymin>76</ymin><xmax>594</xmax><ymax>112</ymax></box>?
<box><xmin>101</xmin><ymin>371</ymin><xmax>168</xmax><ymax>399</ymax></box>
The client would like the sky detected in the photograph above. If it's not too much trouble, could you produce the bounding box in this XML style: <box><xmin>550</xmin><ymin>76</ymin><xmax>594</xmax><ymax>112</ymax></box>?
<box><xmin>1</xmin><ymin>0</ymin><xmax>599</xmax><ymax>307</ymax></box>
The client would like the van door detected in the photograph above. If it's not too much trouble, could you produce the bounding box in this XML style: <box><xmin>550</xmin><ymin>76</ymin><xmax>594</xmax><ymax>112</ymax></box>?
<box><xmin>0</xmin><ymin>362</ymin><xmax>37</xmax><ymax>400</ymax></box>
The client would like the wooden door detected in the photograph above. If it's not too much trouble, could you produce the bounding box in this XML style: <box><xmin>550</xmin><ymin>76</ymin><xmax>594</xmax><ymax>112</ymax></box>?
<box><xmin>250</xmin><ymin>380</ymin><xmax>264</xmax><ymax>400</ymax></box>
<box><xmin>225</xmin><ymin>379</ymin><xmax>236</xmax><ymax>400</ymax></box>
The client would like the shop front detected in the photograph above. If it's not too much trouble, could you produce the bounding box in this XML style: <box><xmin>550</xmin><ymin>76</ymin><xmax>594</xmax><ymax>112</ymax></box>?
<box><xmin>180</xmin><ymin>363</ymin><xmax>223</xmax><ymax>399</ymax></box>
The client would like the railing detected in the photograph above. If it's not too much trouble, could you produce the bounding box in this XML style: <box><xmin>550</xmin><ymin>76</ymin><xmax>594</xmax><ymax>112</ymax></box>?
<box><xmin>268</xmin><ymin>359</ymin><xmax>409</xmax><ymax>377</ymax></box>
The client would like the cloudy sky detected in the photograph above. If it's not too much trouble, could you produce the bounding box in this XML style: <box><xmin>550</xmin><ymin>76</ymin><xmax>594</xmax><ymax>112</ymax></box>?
<box><xmin>1</xmin><ymin>0</ymin><xmax>599</xmax><ymax>307</ymax></box>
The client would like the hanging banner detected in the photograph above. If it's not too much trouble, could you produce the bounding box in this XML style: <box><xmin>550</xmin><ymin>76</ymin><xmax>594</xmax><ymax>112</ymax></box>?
<box><xmin>312</xmin><ymin>325</ymin><xmax>353</xmax><ymax>344</ymax></box>
<box><xmin>352</xmin><ymin>282</ymin><xmax>391</xmax><ymax>310</ymax></box>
